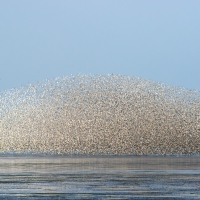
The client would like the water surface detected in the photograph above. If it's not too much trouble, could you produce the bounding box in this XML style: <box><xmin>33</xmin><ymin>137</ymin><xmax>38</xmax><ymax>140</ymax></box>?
<box><xmin>0</xmin><ymin>155</ymin><xmax>200</xmax><ymax>199</ymax></box>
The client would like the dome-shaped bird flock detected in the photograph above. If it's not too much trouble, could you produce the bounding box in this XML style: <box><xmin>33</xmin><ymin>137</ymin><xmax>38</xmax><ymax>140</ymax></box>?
<box><xmin>0</xmin><ymin>74</ymin><xmax>200</xmax><ymax>155</ymax></box>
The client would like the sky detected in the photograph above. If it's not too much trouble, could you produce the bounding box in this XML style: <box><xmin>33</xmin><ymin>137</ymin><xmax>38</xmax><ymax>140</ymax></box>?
<box><xmin>0</xmin><ymin>0</ymin><xmax>200</xmax><ymax>91</ymax></box>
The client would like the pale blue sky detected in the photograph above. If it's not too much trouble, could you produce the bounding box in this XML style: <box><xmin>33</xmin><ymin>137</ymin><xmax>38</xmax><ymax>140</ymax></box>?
<box><xmin>0</xmin><ymin>0</ymin><xmax>200</xmax><ymax>91</ymax></box>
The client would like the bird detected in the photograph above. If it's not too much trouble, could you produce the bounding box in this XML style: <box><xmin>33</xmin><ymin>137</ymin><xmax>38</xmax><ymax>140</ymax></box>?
<box><xmin>0</xmin><ymin>74</ymin><xmax>199</xmax><ymax>155</ymax></box>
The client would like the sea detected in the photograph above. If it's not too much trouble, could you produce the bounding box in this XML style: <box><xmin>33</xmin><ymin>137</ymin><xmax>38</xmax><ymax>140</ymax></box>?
<box><xmin>0</xmin><ymin>155</ymin><xmax>199</xmax><ymax>199</ymax></box>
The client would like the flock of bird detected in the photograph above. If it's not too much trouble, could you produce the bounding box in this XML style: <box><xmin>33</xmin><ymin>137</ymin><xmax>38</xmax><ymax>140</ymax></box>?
<box><xmin>0</xmin><ymin>74</ymin><xmax>199</xmax><ymax>155</ymax></box>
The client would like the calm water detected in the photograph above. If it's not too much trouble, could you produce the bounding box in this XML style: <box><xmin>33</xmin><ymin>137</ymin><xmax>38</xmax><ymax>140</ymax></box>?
<box><xmin>0</xmin><ymin>155</ymin><xmax>200</xmax><ymax>199</ymax></box>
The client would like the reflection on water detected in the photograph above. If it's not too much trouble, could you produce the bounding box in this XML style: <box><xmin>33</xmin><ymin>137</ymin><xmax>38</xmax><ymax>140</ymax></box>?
<box><xmin>0</xmin><ymin>155</ymin><xmax>200</xmax><ymax>199</ymax></box>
